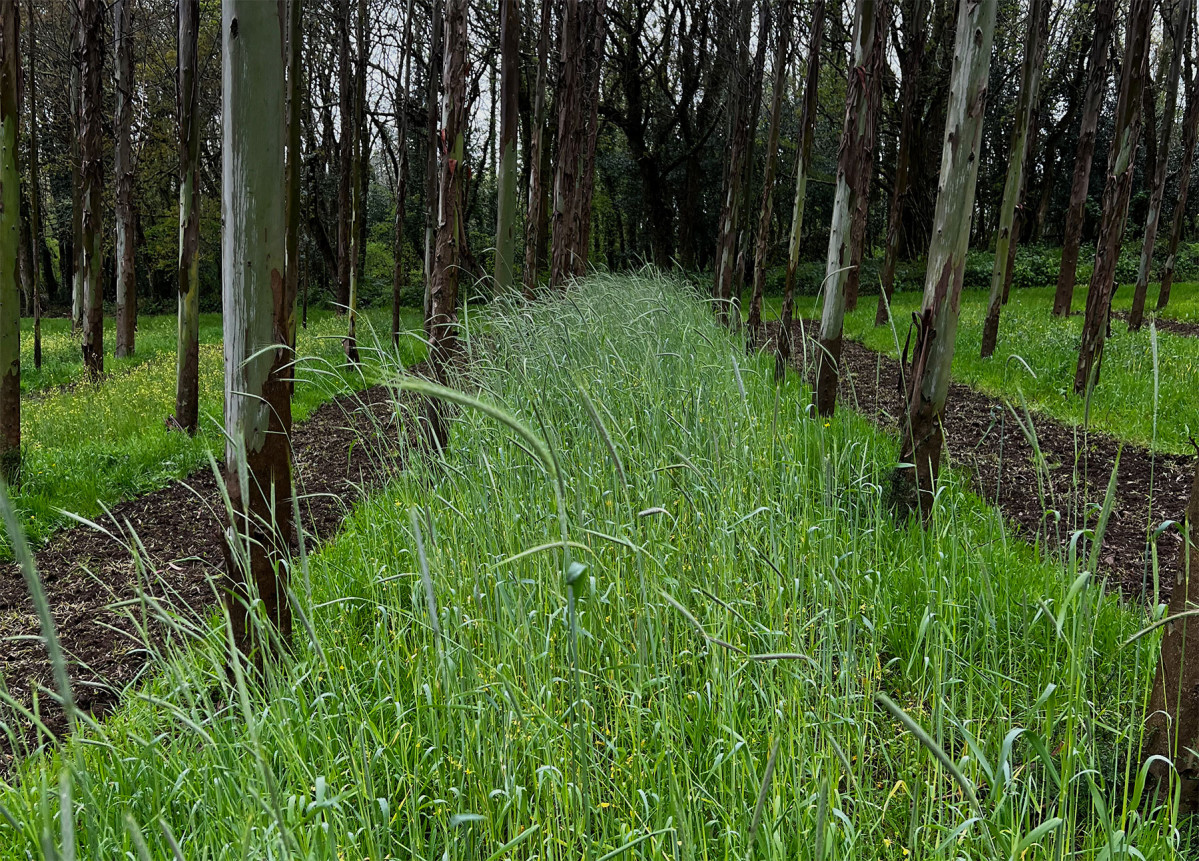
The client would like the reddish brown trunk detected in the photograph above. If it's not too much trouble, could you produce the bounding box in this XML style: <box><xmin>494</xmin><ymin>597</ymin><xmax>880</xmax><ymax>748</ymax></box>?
<box><xmin>176</xmin><ymin>0</ymin><xmax>200</xmax><ymax>435</ymax></box>
<box><xmin>1074</xmin><ymin>0</ymin><xmax>1152</xmax><ymax>394</ymax></box>
<box><xmin>1052</xmin><ymin>0</ymin><xmax>1114</xmax><ymax>317</ymax></box>
<box><xmin>114</xmin><ymin>0</ymin><xmax>136</xmax><ymax>359</ymax></box>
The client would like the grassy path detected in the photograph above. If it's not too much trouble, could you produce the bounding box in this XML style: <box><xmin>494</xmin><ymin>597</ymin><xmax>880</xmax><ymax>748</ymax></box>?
<box><xmin>0</xmin><ymin>276</ymin><xmax>1178</xmax><ymax>858</ymax></box>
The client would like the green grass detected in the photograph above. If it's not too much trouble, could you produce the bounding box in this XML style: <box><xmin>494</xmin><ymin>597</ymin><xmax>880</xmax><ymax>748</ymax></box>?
<box><xmin>12</xmin><ymin>308</ymin><xmax>426</xmax><ymax>548</ymax></box>
<box><xmin>763</xmin><ymin>280</ymin><xmax>1199</xmax><ymax>454</ymax></box>
<box><xmin>0</xmin><ymin>274</ymin><xmax>1181</xmax><ymax>859</ymax></box>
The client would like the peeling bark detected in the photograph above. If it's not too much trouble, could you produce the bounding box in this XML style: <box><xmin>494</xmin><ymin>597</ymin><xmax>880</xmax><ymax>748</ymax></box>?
<box><xmin>1052</xmin><ymin>0</ymin><xmax>1114</xmax><ymax>317</ymax></box>
<box><xmin>892</xmin><ymin>0</ymin><xmax>997</xmax><ymax>518</ymax></box>
<box><xmin>176</xmin><ymin>0</ymin><xmax>201</xmax><ymax>435</ymax></box>
<box><xmin>776</xmin><ymin>0</ymin><xmax>825</xmax><ymax>382</ymax></box>
<box><xmin>222</xmin><ymin>0</ymin><xmax>294</xmax><ymax>662</ymax></box>
<box><xmin>815</xmin><ymin>0</ymin><xmax>889</xmax><ymax>417</ymax></box>
<box><xmin>1074</xmin><ymin>0</ymin><xmax>1153</xmax><ymax>394</ymax></box>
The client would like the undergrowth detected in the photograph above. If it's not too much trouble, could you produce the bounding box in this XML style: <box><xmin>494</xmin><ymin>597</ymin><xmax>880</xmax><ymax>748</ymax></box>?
<box><xmin>0</xmin><ymin>274</ymin><xmax>1184</xmax><ymax>859</ymax></box>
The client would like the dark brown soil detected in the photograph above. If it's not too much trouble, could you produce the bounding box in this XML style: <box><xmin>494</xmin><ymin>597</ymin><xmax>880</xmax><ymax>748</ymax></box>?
<box><xmin>1110</xmin><ymin>310</ymin><xmax>1199</xmax><ymax>339</ymax></box>
<box><xmin>0</xmin><ymin>379</ymin><xmax>420</xmax><ymax>764</ymax></box>
<box><xmin>766</xmin><ymin>320</ymin><xmax>1193</xmax><ymax>599</ymax></box>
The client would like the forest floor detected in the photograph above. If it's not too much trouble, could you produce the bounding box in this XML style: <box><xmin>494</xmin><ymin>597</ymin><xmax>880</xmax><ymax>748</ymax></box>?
<box><xmin>765</xmin><ymin>318</ymin><xmax>1192</xmax><ymax>600</ymax></box>
<box><xmin>0</xmin><ymin>378</ymin><xmax>421</xmax><ymax>763</ymax></box>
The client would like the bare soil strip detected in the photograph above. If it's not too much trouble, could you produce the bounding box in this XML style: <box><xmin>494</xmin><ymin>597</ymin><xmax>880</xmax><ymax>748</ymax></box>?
<box><xmin>1109</xmin><ymin>310</ymin><xmax>1199</xmax><ymax>339</ymax></box>
<box><xmin>0</xmin><ymin>379</ymin><xmax>416</xmax><ymax>763</ymax></box>
<box><xmin>766</xmin><ymin>320</ymin><xmax>1193</xmax><ymax>599</ymax></box>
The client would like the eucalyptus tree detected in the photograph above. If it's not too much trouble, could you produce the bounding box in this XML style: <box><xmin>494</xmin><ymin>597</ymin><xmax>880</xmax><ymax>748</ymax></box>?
<box><xmin>494</xmin><ymin>0</ymin><xmax>520</xmax><ymax>292</ymax></box>
<box><xmin>25</xmin><ymin>0</ymin><xmax>42</xmax><ymax>371</ymax></box>
<box><xmin>980</xmin><ymin>0</ymin><xmax>1049</xmax><ymax>358</ymax></box>
<box><xmin>1129</xmin><ymin>0</ymin><xmax>1194</xmax><ymax>330</ymax></box>
<box><xmin>392</xmin><ymin>0</ymin><xmax>416</xmax><ymax>346</ymax></box>
<box><xmin>0</xmin><ymin>0</ymin><xmax>20</xmax><ymax>482</ymax></box>
<box><xmin>285</xmin><ymin>0</ymin><xmax>302</xmax><ymax>367</ymax></box>
<box><xmin>427</xmin><ymin>0</ymin><xmax>468</xmax><ymax>448</ymax></box>
<box><xmin>892</xmin><ymin>0</ymin><xmax>997</xmax><ymax>517</ymax></box>
<box><xmin>423</xmin><ymin>0</ymin><xmax>444</xmax><ymax>326</ymax></box>
<box><xmin>746</xmin><ymin>1</ymin><xmax>793</xmax><ymax>348</ymax></box>
<box><xmin>523</xmin><ymin>0</ymin><xmax>551</xmax><ymax>296</ymax></box>
<box><xmin>221</xmin><ymin>0</ymin><xmax>294</xmax><ymax>659</ymax></box>
<box><xmin>337</xmin><ymin>0</ymin><xmax>353</xmax><ymax>318</ymax></box>
<box><xmin>345</xmin><ymin>0</ymin><xmax>367</xmax><ymax>363</ymax></box>
<box><xmin>176</xmin><ymin>0</ymin><xmax>201</xmax><ymax>434</ymax></box>
<box><xmin>776</xmin><ymin>0</ymin><xmax>825</xmax><ymax>381</ymax></box>
<box><xmin>114</xmin><ymin>0</ymin><xmax>136</xmax><ymax>358</ymax></box>
<box><xmin>1158</xmin><ymin>26</ymin><xmax>1199</xmax><ymax>312</ymax></box>
<box><xmin>1074</xmin><ymin>0</ymin><xmax>1153</xmax><ymax>394</ymax></box>
<box><xmin>876</xmin><ymin>0</ymin><xmax>929</xmax><ymax>326</ymax></box>
<box><xmin>1052</xmin><ymin>0</ymin><xmax>1114</xmax><ymax>317</ymax></box>
<box><xmin>78</xmin><ymin>0</ymin><xmax>104</xmax><ymax>378</ymax></box>
<box><xmin>814</xmin><ymin>0</ymin><xmax>889</xmax><ymax>418</ymax></box>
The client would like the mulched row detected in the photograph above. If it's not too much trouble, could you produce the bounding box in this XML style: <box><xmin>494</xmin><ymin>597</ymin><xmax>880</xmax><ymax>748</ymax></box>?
<box><xmin>765</xmin><ymin>320</ymin><xmax>1194</xmax><ymax>600</ymax></box>
<box><xmin>0</xmin><ymin>378</ymin><xmax>421</xmax><ymax>764</ymax></box>
<box><xmin>1109</xmin><ymin>310</ymin><xmax>1199</xmax><ymax>339</ymax></box>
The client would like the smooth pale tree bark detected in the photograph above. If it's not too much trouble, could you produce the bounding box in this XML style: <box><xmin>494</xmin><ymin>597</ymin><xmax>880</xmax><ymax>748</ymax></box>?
<box><xmin>345</xmin><ymin>0</ymin><xmax>366</xmax><ymax>363</ymax></box>
<box><xmin>0</xmin><ymin>0</ymin><xmax>20</xmax><ymax>483</ymax></box>
<box><xmin>1145</xmin><ymin>456</ymin><xmax>1199</xmax><ymax>811</ymax></box>
<box><xmin>336</xmin><ymin>0</ymin><xmax>353</xmax><ymax>315</ymax></box>
<box><xmin>876</xmin><ymin>0</ymin><xmax>928</xmax><ymax>327</ymax></box>
<box><xmin>221</xmin><ymin>0</ymin><xmax>293</xmax><ymax>661</ymax></box>
<box><xmin>980</xmin><ymin>0</ymin><xmax>1049</xmax><ymax>357</ymax></box>
<box><xmin>814</xmin><ymin>0</ymin><xmax>888</xmax><ymax>418</ymax></box>
<box><xmin>712</xmin><ymin>2</ymin><xmax>753</xmax><ymax>326</ymax></box>
<box><xmin>1159</xmin><ymin>43</ymin><xmax>1199</xmax><ymax>311</ymax></box>
<box><xmin>78</xmin><ymin>0</ymin><xmax>104</xmax><ymax>379</ymax></box>
<box><xmin>114</xmin><ymin>0</ymin><xmax>136</xmax><ymax>359</ymax></box>
<box><xmin>1074</xmin><ymin>0</ymin><xmax>1153</xmax><ymax>394</ymax></box>
<box><xmin>423</xmin><ymin>0</ymin><xmax>444</xmax><ymax>329</ymax></box>
<box><xmin>747</xmin><ymin>1</ymin><xmax>793</xmax><ymax>348</ymax></box>
<box><xmin>1052</xmin><ymin>0</ymin><xmax>1115</xmax><ymax>316</ymax></box>
<box><xmin>427</xmin><ymin>0</ymin><xmax>467</xmax><ymax>449</ymax></box>
<box><xmin>176</xmin><ymin>0</ymin><xmax>200</xmax><ymax>435</ymax></box>
<box><xmin>1129</xmin><ymin>0</ymin><xmax>1193</xmax><ymax>330</ymax></box>
<box><xmin>776</xmin><ymin>0</ymin><xmax>825</xmax><ymax>381</ymax></box>
<box><xmin>392</xmin><ymin>0</ymin><xmax>416</xmax><ymax>348</ymax></box>
<box><xmin>523</xmin><ymin>0</ymin><xmax>551</xmax><ymax>297</ymax></box>
<box><xmin>26</xmin><ymin>0</ymin><xmax>41</xmax><ymax>371</ymax></box>
<box><xmin>891</xmin><ymin>0</ymin><xmax>997</xmax><ymax>518</ymax></box>
<box><xmin>494</xmin><ymin>0</ymin><xmax>520</xmax><ymax>292</ymax></box>
<box><xmin>285</xmin><ymin>0</ymin><xmax>302</xmax><ymax>374</ymax></box>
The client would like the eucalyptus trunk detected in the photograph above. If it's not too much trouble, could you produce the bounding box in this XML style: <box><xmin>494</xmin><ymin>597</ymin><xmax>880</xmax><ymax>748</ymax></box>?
<box><xmin>26</xmin><ymin>0</ymin><xmax>41</xmax><ymax>371</ymax></box>
<box><xmin>392</xmin><ymin>0</ymin><xmax>416</xmax><ymax>349</ymax></box>
<box><xmin>814</xmin><ymin>0</ymin><xmax>888</xmax><ymax>417</ymax></box>
<box><xmin>876</xmin><ymin>0</ymin><xmax>928</xmax><ymax>327</ymax></box>
<box><xmin>576</xmin><ymin>0</ymin><xmax>608</xmax><ymax>273</ymax></box>
<box><xmin>114</xmin><ymin>0</ymin><xmax>136</xmax><ymax>359</ymax></box>
<box><xmin>221</xmin><ymin>0</ymin><xmax>294</xmax><ymax>661</ymax></box>
<box><xmin>1052</xmin><ymin>0</ymin><xmax>1115</xmax><ymax>317</ymax></box>
<box><xmin>345</xmin><ymin>0</ymin><xmax>366</xmax><ymax>363</ymax></box>
<box><xmin>495</xmin><ymin>0</ymin><xmax>520</xmax><ymax>292</ymax></box>
<box><xmin>78</xmin><ymin>0</ymin><xmax>104</xmax><ymax>379</ymax></box>
<box><xmin>285</xmin><ymin>0</ymin><xmax>302</xmax><ymax>374</ymax></box>
<box><xmin>423</xmin><ymin>0</ymin><xmax>444</xmax><ymax>329</ymax></box>
<box><xmin>1074</xmin><ymin>0</ymin><xmax>1153</xmax><ymax>394</ymax></box>
<box><xmin>891</xmin><ymin>0</ymin><xmax>997</xmax><ymax>518</ymax></box>
<box><xmin>980</xmin><ymin>0</ymin><xmax>1048</xmax><ymax>357</ymax></box>
<box><xmin>336</xmin><ymin>0</ymin><xmax>353</xmax><ymax>315</ymax></box>
<box><xmin>69</xmin><ymin>11</ymin><xmax>82</xmax><ymax>332</ymax></box>
<box><xmin>0</xmin><ymin>0</ymin><xmax>21</xmax><ymax>483</ymax></box>
<box><xmin>1159</xmin><ymin>46</ymin><xmax>1199</xmax><ymax>312</ymax></box>
<box><xmin>427</xmin><ymin>0</ymin><xmax>468</xmax><ymax>449</ymax></box>
<box><xmin>550</xmin><ymin>0</ymin><xmax>587</xmax><ymax>287</ymax></box>
<box><xmin>747</xmin><ymin>2</ymin><xmax>793</xmax><ymax>348</ymax></box>
<box><xmin>523</xmin><ymin>0</ymin><xmax>552</xmax><ymax>297</ymax></box>
<box><xmin>1145</xmin><ymin>456</ymin><xmax>1199</xmax><ymax>811</ymax></box>
<box><xmin>176</xmin><ymin>0</ymin><xmax>201</xmax><ymax>434</ymax></box>
<box><xmin>1129</xmin><ymin>0</ymin><xmax>1193</xmax><ymax>330</ymax></box>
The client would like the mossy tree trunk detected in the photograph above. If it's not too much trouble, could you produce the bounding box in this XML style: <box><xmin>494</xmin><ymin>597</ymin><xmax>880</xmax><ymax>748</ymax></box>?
<box><xmin>1074</xmin><ymin>0</ymin><xmax>1153</xmax><ymax>394</ymax></box>
<box><xmin>891</xmin><ymin>0</ymin><xmax>997</xmax><ymax>518</ymax></box>
<box><xmin>980</xmin><ymin>0</ymin><xmax>1048</xmax><ymax>357</ymax></box>
<box><xmin>221</xmin><ymin>0</ymin><xmax>294</xmax><ymax>662</ymax></box>
<box><xmin>176</xmin><ymin>0</ymin><xmax>200</xmax><ymax>435</ymax></box>
<box><xmin>776</xmin><ymin>0</ymin><xmax>825</xmax><ymax>381</ymax></box>
<box><xmin>1129</xmin><ymin>0</ymin><xmax>1193</xmax><ymax>331</ymax></box>
<box><xmin>814</xmin><ymin>0</ymin><xmax>889</xmax><ymax>418</ymax></box>
<box><xmin>1052</xmin><ymin>0</ymin><xmax>1114</xmax><ymax>317</ymax></box>
<box><xmin>0</xmin><ymin>0</ymin><xmax>21</xmax><ymax>484</ymax></box>
<box><xmin>747</xmin><ymin>1</ymin><xmax>793</xmax><ymax>349</ymax></box>
<box><xmin>494</xmin><ymin>0</ymin><xmax>520</xmax><ymax>292</ymax></box>
<box><xmin>114</xmin><ymin>0</ymin><xmax>136</xmax><ymax>359</ymax></box>
<box><xmin>78</xmin><ymin>0</ymin><xmax>104</xmax><ymax>379</ymax></box>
